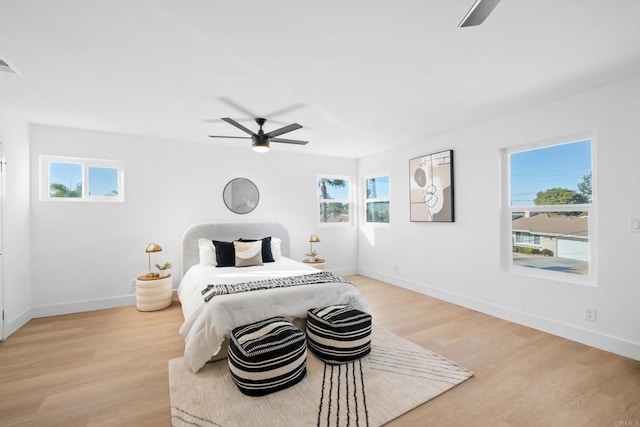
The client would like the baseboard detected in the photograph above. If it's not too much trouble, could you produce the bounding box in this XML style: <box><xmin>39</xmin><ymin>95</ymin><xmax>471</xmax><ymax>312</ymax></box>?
<box><xmin>4</xmin><ymin>307</ymin><xmax>32</xmax><ymax>339</ymax></box>
<box><xmin>331</xmin><ymin>267</ymin><xmax>358</xmax><ymax>276</ymax></box>
<box><xmin>31</xmin><ymin>294</ymin><xmax>137</xmax><ymax>319</ymax></box>
<box><xmin>359</xmin><ymin>268</ymin><xmax>640</xmax><ymax>361</ymax></box>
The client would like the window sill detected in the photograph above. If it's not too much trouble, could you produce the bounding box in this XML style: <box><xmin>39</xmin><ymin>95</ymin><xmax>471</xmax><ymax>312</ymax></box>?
<box><xmin>503</xmin><ymin>265</ymin><xmax>597</xmax><ymax>287</ymax></box>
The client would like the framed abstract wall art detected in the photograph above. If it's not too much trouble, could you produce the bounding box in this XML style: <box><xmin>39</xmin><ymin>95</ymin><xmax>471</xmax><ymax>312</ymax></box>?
<box><xmin>409</xmin><ymin>150</ymin><xmax>454</xmax><ymax>222</ymax></box>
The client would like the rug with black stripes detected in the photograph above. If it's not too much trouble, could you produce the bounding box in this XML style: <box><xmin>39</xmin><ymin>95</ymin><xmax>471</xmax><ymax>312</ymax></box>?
<box><xmin>169</xmin><ymin>326</ymin><xmax>473</xmax><ymax>427</ymax></box>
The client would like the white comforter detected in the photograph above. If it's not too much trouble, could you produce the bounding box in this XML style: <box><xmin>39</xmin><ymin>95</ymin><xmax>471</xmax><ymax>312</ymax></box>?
<box><xmin>177</xmin><ymin>257</ymin><xmax>367</xmax><ymax>373</ymax></box>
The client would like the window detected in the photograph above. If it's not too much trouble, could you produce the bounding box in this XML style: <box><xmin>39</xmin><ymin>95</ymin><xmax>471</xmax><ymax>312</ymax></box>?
<box><xmin>502</xmin><ymin>138</ymin><xmax>594</xmax><ymax>281</ymax></box>
<box><xmin>364</xmin><ymin>174</ymin><xmax>389</xmax><ymax>224</ymax></box>
<box><xmin>40</xmin><ymin>155</ymin><xmax>124</xmax><ymax>202</ymax></box>
<box><xmin>318</xmin><ymin>176</ymin><xmax>351</xmax><ymax>224</ymax></box>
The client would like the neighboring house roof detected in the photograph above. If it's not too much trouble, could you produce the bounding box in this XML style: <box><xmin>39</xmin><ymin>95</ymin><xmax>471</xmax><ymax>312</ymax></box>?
<box><xmin>512</xmin><ymin>214</ymin><xmax>588</xmax><ymax>237</ymax></box>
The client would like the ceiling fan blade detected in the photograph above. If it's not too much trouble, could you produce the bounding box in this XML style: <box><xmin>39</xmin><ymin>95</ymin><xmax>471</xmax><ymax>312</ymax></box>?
<box><xmin>265</xmin><ymin>123</ymin><xmax>303</xmax><ymax>138</ymax></box>
<box><xmin>217</xmin><ymin>97</ymin><xmax>257</xmax><ymax>118</ymax></box>
<box><xmin>207</xmin><ymin>135</ymin><xmax>251</xmax><ymax>140</ymax></box>
<box><xmin>459</xmin><ymin>0</ymin><xmax>501</xmax><ymax>27</ymax></box>
<box><xmin>265</xmin><ymin>103</ymin><xmax>306</xmax><ymax>118</ymax></box>
<box><xmin>221</xmin><ymin>117</ymin><xmax>256</xmax><ymax>136</ymax></box>
<box><xmin>271</xmin><ymin>137</ymin><xmax>308</xmax><ymax>145</ymax></box>
<box><xmin>204</xmin><ymin>117</ymin><xmax>290</xmax><ymax>126</ymax></box>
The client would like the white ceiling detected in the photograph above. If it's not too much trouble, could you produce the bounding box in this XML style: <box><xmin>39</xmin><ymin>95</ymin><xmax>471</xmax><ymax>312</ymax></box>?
<box><xmin>1</xmin><ymin>0</ymin><xmax>639</xmax><ymax>158</ymax></box>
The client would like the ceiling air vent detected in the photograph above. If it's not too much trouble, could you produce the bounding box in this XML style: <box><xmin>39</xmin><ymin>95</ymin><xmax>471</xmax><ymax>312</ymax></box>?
<box><xmin>0</xmin><ymin>57</ymin><xmax>20</xmax><ymax>75</ymax></box>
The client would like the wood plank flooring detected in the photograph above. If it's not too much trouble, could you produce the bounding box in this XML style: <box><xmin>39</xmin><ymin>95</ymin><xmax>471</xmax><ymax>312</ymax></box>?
<box><xmin>1</xmin><ymin>275</ymin><xmax>638</xmax><ymax>426</ymax></box>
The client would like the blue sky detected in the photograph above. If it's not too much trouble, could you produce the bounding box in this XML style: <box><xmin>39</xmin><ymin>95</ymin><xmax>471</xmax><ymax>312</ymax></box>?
<box><xmin>50</xmin><ymin>162</ymin><xmax>82</xmax><ymax>190</ymax></box>
<box><xmin>88</xmin><ymin>167</ymin><xmax>118</xmax><ymax>196</ymax></box>
<box><xmin>319</xmin><ymin>179</ymin><xmax>351</xmax><ymax>199</ymax></box>
<box><xmin>366</xmin><ymin>176</ymin><xmax>389</xmax><ymax>199</ymax></box>
<box><xmin>510</xmin><ymin>139</ymin><xmax>591</xmax><ymax>206</ymax></box>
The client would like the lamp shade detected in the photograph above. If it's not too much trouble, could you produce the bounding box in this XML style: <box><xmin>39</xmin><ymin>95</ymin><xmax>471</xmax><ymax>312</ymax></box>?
<box><xmin>252</xmin><ymin>143</ymin><xmax>270</xmax><ymax>153</ymax></box>
<box><xmin>145</xmin><ymin>243</ymin><xmax>163</xmax><ymax>253</ymax></box>
<box><xmin>309</xmin><ymin>235</ymin><xmax>320</xmax><ymax>243</ymax></box>
<box><xmin>252</xmin><ymin>135</ymin><xmax>270</xmax><ymax>153</ymax></box>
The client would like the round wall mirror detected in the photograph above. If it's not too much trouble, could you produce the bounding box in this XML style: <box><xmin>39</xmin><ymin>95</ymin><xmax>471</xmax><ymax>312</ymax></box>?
<box><xmin>223</xmin><ymin>178</ymin><xmax>259</xmax><ymax>214</ymax></box>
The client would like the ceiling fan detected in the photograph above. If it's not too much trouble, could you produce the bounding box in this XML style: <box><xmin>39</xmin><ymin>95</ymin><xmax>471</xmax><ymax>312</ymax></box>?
<box><xmin>459</xmin><ymin>0</ymin><xmax>501</xmax><ymax>27</ymax></box>
<box><xmin>208</xmin><ymin>117</ymin><xmax>308</xmax><ymax>153</ymax></box>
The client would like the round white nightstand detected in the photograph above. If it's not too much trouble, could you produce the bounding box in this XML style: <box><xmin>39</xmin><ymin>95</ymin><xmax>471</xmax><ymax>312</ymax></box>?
<box><xmin>303</xmin><ymin>258</ymin><xmax>326</xmax><ymax>270</ymax></box>
<box><xmin>135</xmin><ymin>274</ymin><xmax>173</xmax><ymax>311</ymax></box>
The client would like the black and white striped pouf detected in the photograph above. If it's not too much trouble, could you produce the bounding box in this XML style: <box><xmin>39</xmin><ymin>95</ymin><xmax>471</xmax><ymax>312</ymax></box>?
<box><xmin>306</xmin><ymin>305</ymin><xmax>372</xmax><ymax>364</ymax></box>
<box><xmin>228</xmin><ymin>316</ymin><xmax>307</xmax><ymax>396</ymax></box>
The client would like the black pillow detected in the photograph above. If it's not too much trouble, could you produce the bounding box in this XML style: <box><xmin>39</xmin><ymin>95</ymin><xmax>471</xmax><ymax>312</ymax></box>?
<box><xmin>239</xmin><ymin>236</ymin><xmax>274</xmax><ymax>263</ymax></box>
<box><xmin>212</xmin><ymin>240</ymin><xmax>236</xmax><ymax>267</ymax></box>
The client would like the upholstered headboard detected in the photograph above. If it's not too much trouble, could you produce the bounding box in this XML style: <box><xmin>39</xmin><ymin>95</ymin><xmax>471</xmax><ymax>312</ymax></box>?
<box><xmin>181</xmin><ymin>222</ymin><xmax>291</xmax><ymax>276</ymax></box>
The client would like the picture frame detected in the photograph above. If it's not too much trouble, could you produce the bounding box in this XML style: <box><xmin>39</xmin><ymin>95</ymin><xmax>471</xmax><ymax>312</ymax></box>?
<box><xmin>409</xmin><ymin>150</ymin><xmax>454</xmax><ymax>222</ymax></box>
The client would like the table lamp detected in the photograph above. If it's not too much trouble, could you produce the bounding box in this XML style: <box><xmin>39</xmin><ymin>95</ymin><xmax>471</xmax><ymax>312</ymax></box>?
<box><xmin>145</xmin><ymin>243</ymin><xmax>162</xmax><ymax>278</ymax></box>
<box><xmin>309</xmin><ymin>235</ymin><xmax>320</xmax><ymax>256</ymax></box>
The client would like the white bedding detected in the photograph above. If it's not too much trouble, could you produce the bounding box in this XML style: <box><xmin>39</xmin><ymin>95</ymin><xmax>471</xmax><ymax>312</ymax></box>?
<box><xmin>178</xmin><ymin>257</ymin><xmax>367</xmax><ymax>373</ymax></box>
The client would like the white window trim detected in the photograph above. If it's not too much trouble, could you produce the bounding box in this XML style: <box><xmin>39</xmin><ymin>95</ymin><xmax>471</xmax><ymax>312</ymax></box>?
<box><xmin>40</xmin><ymin>155</ymin><xmax>125</xmax><ymax>203</ymax></box>
<box><xmin>317</xmin><ymin>175</ymin><xmax>353</xmax><ymax>226</ymax></box>
<box><xmin>499</xmin><ymin>135</ymin><xmax>597</xmax><ymax>286</ymax></box>
<box><xmin>363</xmin><ymin>172</ymin><xmax>390</xmax><ymax>226</ymax></box>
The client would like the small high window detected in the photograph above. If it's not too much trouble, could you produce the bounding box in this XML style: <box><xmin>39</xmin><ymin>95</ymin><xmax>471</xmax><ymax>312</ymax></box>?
<box><xmin>40</xmin><ymin>155</ymin><xmax>124</xmax><ymax>202</ymax></box>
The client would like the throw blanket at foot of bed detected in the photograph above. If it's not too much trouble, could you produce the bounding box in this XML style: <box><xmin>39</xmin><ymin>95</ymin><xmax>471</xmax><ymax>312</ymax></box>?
<box><xmin>201</xmin><ymin>271</ymin><xmax>351</xmax><ymax>302</ymax></box>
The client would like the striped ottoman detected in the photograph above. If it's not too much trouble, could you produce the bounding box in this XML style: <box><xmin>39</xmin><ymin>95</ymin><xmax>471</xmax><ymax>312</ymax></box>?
<box><xmin>228</xmin><ymin>317</ymin><xmax>307</xmax><ymax>396</ymax></box>
<box><xmin>306</xmin><ymin>305</ymin><xmax>372</xmax><ymax>364</ymax></box>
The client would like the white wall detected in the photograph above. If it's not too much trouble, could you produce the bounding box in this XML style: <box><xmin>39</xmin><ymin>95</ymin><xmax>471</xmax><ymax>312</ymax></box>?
<box><xmin>358</xmin><ymin>74</ymin><xmax>640</xmax><ymax>360</ymax></box>
<box><xmin>0</xmin><ymin>107</ymin><xmax>32</xmax><ymax>338</ymax></box>
<box><xmin>12</xmin><ymin>77</ymin><xmax>640</xmax><ymax>361</ymax></box>
<box><xmin>29</xmin><ymin>125</ymin><xmax>358</xmax><ymax>317</ymax></box>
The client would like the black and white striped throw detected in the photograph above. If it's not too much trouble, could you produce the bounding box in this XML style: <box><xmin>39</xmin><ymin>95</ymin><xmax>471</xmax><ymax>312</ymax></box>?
<box><xmin>201</xmin><ymin>271</ymin><xmax>351</xmax><ymax>302</ymax></box>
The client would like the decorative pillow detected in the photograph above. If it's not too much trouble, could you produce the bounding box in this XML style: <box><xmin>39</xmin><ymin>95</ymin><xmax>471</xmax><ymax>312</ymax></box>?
<box><xmin>212</xmin><ymin>240</ymin><xmax>236</xmax><ymax>267</ymax></box>
<box><xmin>271</xmin><ymin>237</ymin><xmax>282</xmax><ymax>260</ymax></box>
<box><xmin>198</xmin><ymin>239</ymin><xmax>216</xmax><ymax>266</ymax></box>
<box><xmin>239</xmin><ymin>236</ymin><xmax>274</xmax><ymax>262</ymax></box>
<box><xmin>234</xmin><ymin>240</ymin><xmax>263</xmax><ymax>267</ymax></box>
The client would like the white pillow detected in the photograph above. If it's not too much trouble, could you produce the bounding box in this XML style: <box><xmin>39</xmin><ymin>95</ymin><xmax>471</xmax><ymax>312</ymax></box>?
<box><xmin>198</xmin><ymin>238</ymin><xmax>216</xmax><ymax>266</ymax></box>
<box><xmin>271</xmin><ymin>237</ymin><xmax>282</xmax><ymax>260</ymax></box>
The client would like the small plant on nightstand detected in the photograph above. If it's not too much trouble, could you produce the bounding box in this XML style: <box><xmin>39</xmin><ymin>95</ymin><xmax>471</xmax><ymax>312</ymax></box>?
<box><xmin>305</xmin><ymin>251</ymin><xmax>317</xmax><ymax>262</ymax></box>
<box><xmin>155</xmin><ymin>261</ymin><xmax>172</xmax><ymax>277</ymax></box>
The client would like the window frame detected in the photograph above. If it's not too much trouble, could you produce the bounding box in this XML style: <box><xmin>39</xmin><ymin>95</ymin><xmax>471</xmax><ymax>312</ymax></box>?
<box><xmin>363</xmin><ymin>172</ymin><xmax>390</xmax><ymax>226</ymax></box>
<box><xmin>40</xmin><ymin>155</ymin><xmax>125</xmax><ymax>203</ymax></box>
<box><xmin>317</xmin><ymin>175</ymin><xmax>353</xmax><ymax>226</ymax></box>
<box><xmin>500</xmin><ymin>136</ymin><xmax>597</xmax><ymax>285</ymax></box>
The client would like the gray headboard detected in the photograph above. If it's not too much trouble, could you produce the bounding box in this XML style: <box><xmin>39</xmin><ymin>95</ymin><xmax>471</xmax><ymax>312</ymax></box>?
<box><xmin>181</xmin><ymin>221</ymin><xmax>291</xmax><ymax>276</ymax></box>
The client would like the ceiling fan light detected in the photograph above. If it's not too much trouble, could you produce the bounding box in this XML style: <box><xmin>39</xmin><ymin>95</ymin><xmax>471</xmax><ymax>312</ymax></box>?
<box><xmin>252</xmin><ymin>142</ymin><xmax>269</xmax><ymax>153</ymax></box>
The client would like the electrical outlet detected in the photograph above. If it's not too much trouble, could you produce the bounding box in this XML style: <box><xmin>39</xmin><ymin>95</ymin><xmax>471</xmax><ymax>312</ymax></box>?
<box><xmin>584</xmin><ymin>307</ymin><xmax>596</xmax><ymax>322</ymax></box>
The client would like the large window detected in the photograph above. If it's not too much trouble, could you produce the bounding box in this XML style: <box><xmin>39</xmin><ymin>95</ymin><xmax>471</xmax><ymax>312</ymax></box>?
<box><xmin>318</xmin><ymin>176</ymin><xmax>351</xmax><ymax>224</ymax></box>
<box><xmin>502</xmin><ymin>138</ymin><xmax>594</xmax><ymax>281</ymax></box>
<box><xmin>40</xmin><ymin>155</ymin><xmax>124</xmax><ymax>202</ymax></box>
<box><xmin>364</xmin><ymin>174</ymin><xmax>389</xmax><ymax>224</ymax></box>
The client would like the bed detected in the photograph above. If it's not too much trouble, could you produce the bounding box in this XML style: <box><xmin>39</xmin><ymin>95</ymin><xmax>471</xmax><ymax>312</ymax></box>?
<box><xmin>177</xmin><ymin>222</ymin><xmax>367</xmax><ymax>373</ymax></box>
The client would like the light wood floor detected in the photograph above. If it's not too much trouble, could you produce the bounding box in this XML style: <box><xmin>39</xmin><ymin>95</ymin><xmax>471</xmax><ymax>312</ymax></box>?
<box><xmin>1</xmin><ymin>275</ymin><xmax>638</xmax><ymax>426</ymax></box>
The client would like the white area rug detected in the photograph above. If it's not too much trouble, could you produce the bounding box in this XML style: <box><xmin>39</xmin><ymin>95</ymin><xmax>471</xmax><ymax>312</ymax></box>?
<box><xmin>169</xmin><ymin>326</ymin><xmax>473</xmax><ymax>427</ymax></box>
